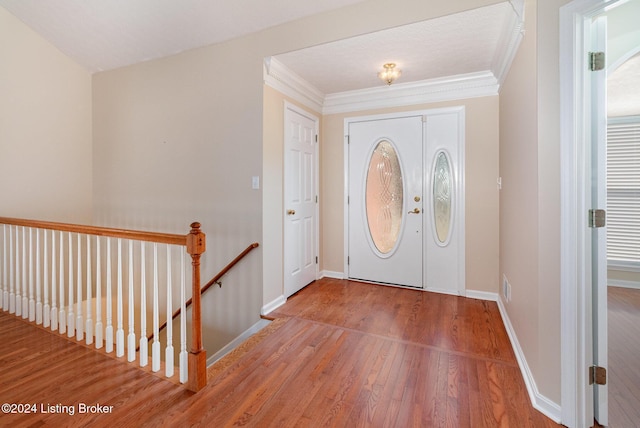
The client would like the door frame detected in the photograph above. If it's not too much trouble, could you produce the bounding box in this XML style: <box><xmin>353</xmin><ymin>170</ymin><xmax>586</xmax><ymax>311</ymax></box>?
<box><xmin>559</xmin><ymin>1</ymin><xmax>622</xmax><ymax>426</ymax></box>
<box><xmin>283</xmin><ymin>101</ymin><xmax>320</xmax><ymax>296</ymax></box>
<box><xmin>343</xmin><ymin>108</ymin><xmax>465</xmax><ymax>294</ymax></box>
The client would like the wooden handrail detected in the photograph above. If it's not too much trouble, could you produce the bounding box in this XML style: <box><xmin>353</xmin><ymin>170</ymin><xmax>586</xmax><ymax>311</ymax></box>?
<box><xmin>0</xmin><ymin>216</ymin><xmax>186</xmax><ymax>246</ymax></box>
<box><xmin>151</xmin><ymin>242</ymin><xmax>259</xmax><ymax>345</ymax></box>
<box><xmin>0</xmin><ymin>216</ymin><xmax>207</xmax><ymax>392</ymax></box>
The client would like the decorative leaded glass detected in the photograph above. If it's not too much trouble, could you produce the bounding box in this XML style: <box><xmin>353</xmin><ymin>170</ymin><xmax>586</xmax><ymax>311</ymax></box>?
<box><xmin>433</xmin><ymin>151</ymin><xmax>452</xmax><ymax>243</ymax></box>
<box><xmin>366</xmin><ymin>140</ymin><xmax>403</xmax><ymax>254</ymax></box>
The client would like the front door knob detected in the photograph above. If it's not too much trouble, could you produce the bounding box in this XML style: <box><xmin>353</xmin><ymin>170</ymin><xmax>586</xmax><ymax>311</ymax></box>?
<box><xmin>287</xmin><ymin>209</ymin><xmax>296</xmax><ymax>215</ymax></box>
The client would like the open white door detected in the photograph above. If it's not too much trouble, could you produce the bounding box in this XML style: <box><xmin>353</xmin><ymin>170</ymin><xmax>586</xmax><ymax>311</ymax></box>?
<box><xmin>589</xmin><ymin>15</ymin><xmax>608</xmax><ymax>427</ymax></box>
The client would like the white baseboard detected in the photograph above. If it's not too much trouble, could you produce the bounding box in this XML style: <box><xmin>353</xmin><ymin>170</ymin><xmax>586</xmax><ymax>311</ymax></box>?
<box><xmin>320</xmin><ymin>270</ymin><xmax>344</xmax><ymax>279</ymax></box>
<box><xmin>465</xmin><ymin>289</ymin><xmax>499</xmax><ymax>301</ymax></box>
<box><xmin>207</xmin><ymin>318</ymin><xmax>272</xmax><ymax>366</ymax></box>
<box><xmin>261</xmin><ymin>295</ymin><xmax>286</xmax><ymax>316</ymax></box>
<box><xmin>496</xmin><ymin>298</ymin><xmax>562</xmax><ymax>423</ymax></box>
<box><xmin>608</xmin><ymin>279</ymin><xmax>640</xmax><ymax>290</ymax></box>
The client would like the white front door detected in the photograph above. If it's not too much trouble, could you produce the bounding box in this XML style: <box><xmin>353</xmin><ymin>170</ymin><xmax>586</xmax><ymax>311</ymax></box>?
<box><xmin>347</xmin><ymin>116</ymin><xmax>424</xmax><ymax>288</ymax></box>
<box><xmin>346</xmin><ymin>110</ymin><xmax>465</xmax><ymax>293</ymax></box>
<box><xmin>284</xmin><ymin>104</ymin><xmax>318</xmax><ymax>297</ymax></box>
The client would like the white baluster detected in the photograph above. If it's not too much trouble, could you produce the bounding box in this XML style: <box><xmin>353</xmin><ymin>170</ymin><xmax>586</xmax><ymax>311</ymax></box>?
<box><xmin>35</xmin><ymin>229</ymin><xmax>43</xmax><ymax>324</ymax></box>
<box><xmin>0</xmin><ymin>226</ymin><xmax>3</xmax><ymax>311</ymax></box>
<box><xmin>67</xmin><ymin>232</ymin><xmax>75</xmax><ymax>337</ymax></box>
<box><xmin>2</xmin><ymin>225</ymin><xmax>7</xmax><ymax>311</ymax></box>
<box><xmin>179</xmin><ymin>251</ymin><xmax>187</xmax><ymax>384</ymax></box>
<box><xmin>127</xmin><ymin>240</ymin><xmax>136</xmax><ymax>362</ymax></box>
<box><xmin>152</xmin><ymin>243</ymin><xmax>160</xmax><ymax>372</ymax></box>
<box><xmin>139</xmin><ymin>242</ymin><xmax>148</xmax><ymax>367</ymax></box>
<box><xmin>21</xmin><ymin>227</ymin><xmax>27</xmax><ymax>318</ymax></box>
<box><xmin>116</xmin><ymin>238</ymin><xmax>124</xmax><ymax>357</ymax></box>
<box><xmin>105</xmin><ymin>238</ymin><xmax>114</xmax><ymax>353</ymax></box>
<box><xmin>85</xmin><ymin>235</ymin><xmax>93</xmax><ymax>345</ymax></box>
<box><xmin>76</xmin><ymin>234</ymin><xmax>83</xmax><ymax>341</ymax></box>
<box><xmin>28</xmin><ymin>228</ymin><xmax>35</xmax><ymax>321</ymax></box>
<box><xmin>15</xmin><ymin>227</ymin><xmax>21</xmax><ymax>317</ymax></box>
<box><xmin>95</xmin><ymin>236</ymin><xmax>103</xmax><ymax>349</ymax></box>
<box><xmin>43</xmin><ymin>229</ymin><xmax>50</xmax><ymax>327</ymax></box>
<box><xmin>51</xmin><ymin>230</ymin><xmax>58</xmax><ymax>331</ymax></box>
<box><xmin>58</xmin><ymin>231</ymin><xmax>66</xmax><ymax>334</ymax></box>
<box><xmin>9</xmin><ymin>226</ymin><xmax>15</xmax><ymax>314</ymax></box>
<box><xmin>165</xmin><ymin>245</ymin><xmax>174</xmax><ymax>378</ymax></box>
<box><xmin>2</xmin><ymin>225</ymin><xmax>8</xmax><ymax>311</ymax></box>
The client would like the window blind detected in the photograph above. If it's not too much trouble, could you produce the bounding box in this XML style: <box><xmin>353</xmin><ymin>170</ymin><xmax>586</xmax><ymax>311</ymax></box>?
<box><xmin>607</xmin><ymin>116</ymin><xmax>640</xmax><ymax>268</ymax></box>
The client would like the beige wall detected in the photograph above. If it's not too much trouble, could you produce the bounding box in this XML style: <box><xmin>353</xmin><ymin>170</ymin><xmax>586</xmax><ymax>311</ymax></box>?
<box><xmin>92</xmin><ymin>42</ymin><xmax>266</xmax><ymax>352</ymax></box>
<box><xmin>0</xmin><ymin>7</ymin><xmax>92</xmax><ymax>223</ymax></box>
<box><xmin>92</xmin><ymin>0</ymin><xmax>505</xmax><ymax>353</ymax></box>
<box><xmin>499</xmin><ymin>0</ymin><xmax>572</xmax><ymax>405</ymax></box>
<box><xmin>262</xmin><ymin>85</ymin><xmax>322</xmax><ymax>305</ymax></box>
<box><xmin>2</xmin><ymin>0</ymin><xmax>572</xmax><ymax>407</ymax></box>
<box><xmin>322</xmin><ymin>97</ymin><xmax>500</xmax><ymax>294</ymax></box>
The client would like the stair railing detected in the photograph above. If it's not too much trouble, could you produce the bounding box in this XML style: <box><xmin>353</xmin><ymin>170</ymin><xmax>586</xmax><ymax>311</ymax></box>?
<box><xmin>152</xmin><ymin>242</ymin><xmax>259</xmax><ymax>343</ymax></box>
<box><xmin>0</xmin><ymin>217</ymin><xmax>207</xmax><ymax>392</ymax></box>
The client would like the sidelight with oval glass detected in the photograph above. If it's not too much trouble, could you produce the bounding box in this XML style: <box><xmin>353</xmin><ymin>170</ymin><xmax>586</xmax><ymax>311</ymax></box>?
<box><xmin>365</xmin><ymin>140</ymin><xmax>403</xmax><ymax>254</ymax></box>
<box><xmin>433</xmin><ymin>151</ymin><xmax>453</xmax><ymax>244</ymax></box>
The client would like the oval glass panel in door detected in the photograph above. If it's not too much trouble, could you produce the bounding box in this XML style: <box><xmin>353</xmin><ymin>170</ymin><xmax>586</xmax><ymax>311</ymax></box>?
<box><xmin>365</xmin><ymin>140</ymin><xmax>403</xmax><ymax>254</ymax></box>
<box><xmin>433</xmin><ymin>151</ymin><xmax>453</xmax><ymax>244</ymax></box>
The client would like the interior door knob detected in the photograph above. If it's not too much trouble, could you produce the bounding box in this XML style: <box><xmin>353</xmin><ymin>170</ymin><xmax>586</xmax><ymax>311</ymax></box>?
<box><xmin>287</xmin><ymin>209</ymin><xmax>296</xmax><ymax>215</ymax></box>
<box><xmin>408</xmin><ymin>208</ymin><xmax>421</xmax><ymax>214</ymax></box>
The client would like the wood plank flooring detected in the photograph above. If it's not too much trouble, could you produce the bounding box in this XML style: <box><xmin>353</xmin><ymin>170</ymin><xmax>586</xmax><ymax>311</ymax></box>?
<box><xmin>608</xmin><ymin>286</ymin><xmax>640</xmax><ymax>427</ymax></box>
<box><xmin>0</xmin><ymin>278</ymin><xmax>560</xmax><ymax>427</ymax></box>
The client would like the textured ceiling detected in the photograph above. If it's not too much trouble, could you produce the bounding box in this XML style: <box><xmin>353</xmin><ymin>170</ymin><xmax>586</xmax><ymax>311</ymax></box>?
<box><xmin>273</xmin><ymin>2</ymin><xmax>514</xmax><ymax>94</ymax></box>
<box><xmin>0</xmin><ymin>0</ymin><xmax>365</xmax><ymax>72</ymax></box>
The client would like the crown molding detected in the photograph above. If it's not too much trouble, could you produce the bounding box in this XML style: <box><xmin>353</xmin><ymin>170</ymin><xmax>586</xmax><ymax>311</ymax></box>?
<box><xmin>322</xmin><ymin>71</ymin><xmax>499</xmax><ymax>114</ymax></box>
<box><xmin>263</xmin><ymin>57</ymin><xmax>324</xmax><ymax>114</ymax></box>
<box><xmin>493</xmin><ymin>0</ymin><xmax>525</xmax><ymax>86</ymax></box>
<box><xmin>263</xmin><ymin>1</ymin><xmax>527</xmax><ymax>116</ymax></box>
<box><xmin>264</xmin><ymin>57</ymin><xmax>499</xmax><ymax>115</ymax></box>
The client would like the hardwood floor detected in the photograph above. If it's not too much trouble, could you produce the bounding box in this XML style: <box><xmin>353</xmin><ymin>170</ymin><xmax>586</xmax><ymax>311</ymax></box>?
<box><xmin>608</xmin><ymin>286</ymin><xmax>640</xmax><ymax>427</ymax></box>
<box><xmin>0</xmin><ymin>278</ymin><xmax>560</xmax><ymax>427</ymax></box>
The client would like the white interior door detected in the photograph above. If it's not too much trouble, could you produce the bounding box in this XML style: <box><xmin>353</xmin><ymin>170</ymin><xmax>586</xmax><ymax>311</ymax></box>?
<box><xmin>347</xmin><ymin>116</ymin><xmax>424</xmax><ymax>288</ymax></box>
<box><xmin>590</xmin><ymin>15</ymin><xmax>608</xmax><ymax>426</ymax></box>
<box><xmin>284</xmin><ymin>104</ymin><xmax>318</xmax><ymax>297</ymax></box>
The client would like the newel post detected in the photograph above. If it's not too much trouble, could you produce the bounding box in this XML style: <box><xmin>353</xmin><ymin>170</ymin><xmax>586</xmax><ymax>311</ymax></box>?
<box><xmin>186</xmin><ymin>222</ymin><xmax>207</xmax><ymax>392</ymax></box>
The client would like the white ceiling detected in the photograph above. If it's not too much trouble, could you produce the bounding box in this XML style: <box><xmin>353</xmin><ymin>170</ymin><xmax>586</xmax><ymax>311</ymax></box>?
<box><xmin>3</xmin><ymin>0</ymin><xmax>637</xmax><ymax>109</ymax></box>
<box><xmin>1</xmin><ymin>0</ymin><xmax>520</xmax><ymax>95</ymax></box>
<box><xmin>0</xmin><ymin>0</ymin><xmax>365</xmax><ymax>72</ymax></box>
<box><xmin>272</xmin><ymin>2</ymin><xmax>514</xmax><ymax>94</ymax></box>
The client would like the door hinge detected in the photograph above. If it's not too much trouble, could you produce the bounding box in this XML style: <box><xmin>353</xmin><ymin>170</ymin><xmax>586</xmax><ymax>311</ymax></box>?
<box><xmin>588</xmin><ymin>209</ymin><xmax>606</xmax><ymax>228</ymax></box>
<box><xmin>346</xmin><ymin>135</ymin><xmax>350</xmax><ymax>144</ymax></box>
<box><xmin>316</xmin><ymin>195</ymin><xmax>318</xmax><ymax>203</ymax></box>
<box><xmin>589</xmin><ymin>365</ymin><xmax>607</xmax><ymax>385</ymax></box>
<box><xmin>316</xmin><ymin>256</ymin><xmax>318</xmax><ymax>264</ymax></box>
<box><xmin>315</xmin><ymin>134</ymin><xmax>318</xmax><ymax>143</ymax></box>
<box><xmin>589</xmin><ymin>52</ymin><xmax>605</xmax><ymax>71</ymax></box>
<box><xmin>347</xmin><ymin>256</ymin><xmax>350</xmax><ymax>265</ymax></box>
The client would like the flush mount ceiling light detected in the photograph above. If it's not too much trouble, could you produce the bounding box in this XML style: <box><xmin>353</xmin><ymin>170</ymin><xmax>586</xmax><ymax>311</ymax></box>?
<box><xmin>378</xmin><ymin>63</ymin><xmax>402</xmax><ymax>85</ymax></box>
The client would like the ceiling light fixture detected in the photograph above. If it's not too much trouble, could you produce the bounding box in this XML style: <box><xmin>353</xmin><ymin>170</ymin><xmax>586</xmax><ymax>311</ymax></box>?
<box><xmin>378</xmin><ymin>63</ymin><xmax>402</xmax><ymax>85</ymax></box>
